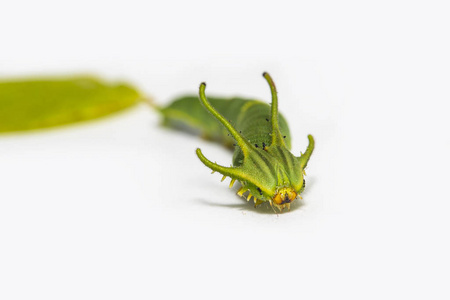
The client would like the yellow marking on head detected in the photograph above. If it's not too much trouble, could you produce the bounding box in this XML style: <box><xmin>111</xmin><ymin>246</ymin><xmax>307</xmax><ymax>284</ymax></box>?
<box><xmin>273</xmin><ymin>187</ymin><xmax>297</xmax><ymax>205</ymax></box>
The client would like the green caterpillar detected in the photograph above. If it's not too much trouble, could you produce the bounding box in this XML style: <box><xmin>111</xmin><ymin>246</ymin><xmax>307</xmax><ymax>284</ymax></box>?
<box><xmin>155</xmin><ymin>73</ymin><xmax>314</xmax><ymax>212</ymax></box>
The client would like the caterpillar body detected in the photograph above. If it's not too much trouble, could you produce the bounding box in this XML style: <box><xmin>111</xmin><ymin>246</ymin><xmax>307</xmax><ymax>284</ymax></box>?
<box><xmin>154</xmin><ymin>73</ymin><xmax>314</xmax><ymax>212</ymax></box>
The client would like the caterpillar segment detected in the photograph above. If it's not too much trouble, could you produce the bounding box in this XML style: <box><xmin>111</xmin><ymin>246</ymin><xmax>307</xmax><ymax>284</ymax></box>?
<box><xmin>212</xmin><ymin>170</ymin><xmax>282</xmax><ymax>210</ymax></box>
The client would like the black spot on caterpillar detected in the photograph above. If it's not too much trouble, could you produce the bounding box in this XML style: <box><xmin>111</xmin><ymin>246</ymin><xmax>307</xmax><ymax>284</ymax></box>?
<box><xmin>257</xmin><ymin>187</ymin><xmax>263</xmax><ymax>195</ymax></box>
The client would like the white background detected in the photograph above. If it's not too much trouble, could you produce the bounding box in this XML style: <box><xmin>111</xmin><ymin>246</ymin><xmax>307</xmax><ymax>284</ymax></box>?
<box><xmin>1</xmin><ymin>0</ymin><xmax>449</xmax><ymax>299</ymax></box>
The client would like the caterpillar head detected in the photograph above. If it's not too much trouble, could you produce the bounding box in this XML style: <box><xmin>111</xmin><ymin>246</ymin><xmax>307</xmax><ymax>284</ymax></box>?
<box><xmin>195</xmin><ymin>73</ymin><xmax>314</xmax><ymax>212</ymax></box>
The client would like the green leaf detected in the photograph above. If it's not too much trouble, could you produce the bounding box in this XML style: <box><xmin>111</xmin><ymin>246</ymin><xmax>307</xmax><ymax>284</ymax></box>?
<box><xmin>0</xmin><ymin>76</ymin><xmax>141</xmax><ymax>133</ymax></box>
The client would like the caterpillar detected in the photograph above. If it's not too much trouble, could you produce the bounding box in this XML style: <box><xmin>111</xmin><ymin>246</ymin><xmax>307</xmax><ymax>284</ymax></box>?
<box><xmin>155</xmin><ymin>73</ymin><xmax>314</xmax><ymax>212</ymax></box>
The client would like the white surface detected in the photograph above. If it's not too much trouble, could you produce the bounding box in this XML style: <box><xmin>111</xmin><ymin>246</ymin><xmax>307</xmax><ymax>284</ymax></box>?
<box><xmin>1</xmin><ymin>0</ymin><xmax>449</xmax><ymax>299</ymax></box>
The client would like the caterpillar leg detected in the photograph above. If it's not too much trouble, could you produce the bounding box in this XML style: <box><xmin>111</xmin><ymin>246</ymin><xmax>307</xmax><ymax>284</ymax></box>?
<box><xmin>254</xmin><ymin>199</ymin><xmax>264</xmax><ymax>208</ymax></box>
